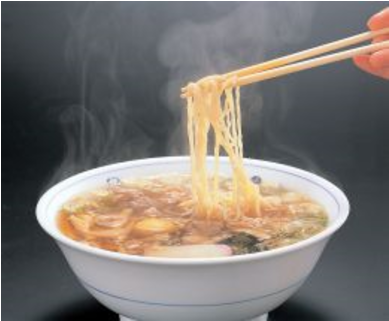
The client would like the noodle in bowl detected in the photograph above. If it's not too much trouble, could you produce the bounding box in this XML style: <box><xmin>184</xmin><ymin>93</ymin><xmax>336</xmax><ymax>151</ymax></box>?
<box><xmin>36</xmin><ymin>157</ymin><xmax>349</xmax><ymax>321</ymax></box>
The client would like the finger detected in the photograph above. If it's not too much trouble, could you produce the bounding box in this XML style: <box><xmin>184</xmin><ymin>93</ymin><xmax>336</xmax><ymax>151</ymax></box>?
<box><xmin>353</xmin><ymin>55</ymin><xmax>389</xmax><ymax>79</ymax></box>
<box><xmin>353</xmin><ymin>55</ymin><xmax>378</xmax><ymax>74</ymax></box>
<box><xmin>369</xmin><ymin>49</ymin><xmax>389</xmax><ymax>69</ymax></box>
<box><xmin>368</xmin><ymin>7</ymin><xmax>389</xmax><ymax>30</ymax></box>
<box><xmin>373</xmin><ymin>67</ymin><xmax>389</xmax><ymax>80</ymax></box>
<box><xmin>372</xmin><ymin>35</ymin><xmax>389</xmax><ymax>43</ymax></box>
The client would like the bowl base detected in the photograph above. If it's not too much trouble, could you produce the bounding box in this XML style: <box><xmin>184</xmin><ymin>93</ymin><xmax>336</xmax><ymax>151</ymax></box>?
<box><xmin>119</xmin><ymin>313</ymin><xmax>268</xmax><ymax>321</ymax></box>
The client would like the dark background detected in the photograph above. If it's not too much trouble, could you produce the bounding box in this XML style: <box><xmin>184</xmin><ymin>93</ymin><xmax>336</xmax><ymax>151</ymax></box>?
<box><xmin>2</xmin><ymin>2</ymin><xmax>389</xmax><ymax>321</ymax></box>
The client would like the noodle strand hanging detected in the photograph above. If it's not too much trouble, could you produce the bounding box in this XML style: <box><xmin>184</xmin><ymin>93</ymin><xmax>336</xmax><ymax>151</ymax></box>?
<box><xmin>185</xmin><ymin>77</ymin><xmax>261</xmax><ymax>220</ymax></box>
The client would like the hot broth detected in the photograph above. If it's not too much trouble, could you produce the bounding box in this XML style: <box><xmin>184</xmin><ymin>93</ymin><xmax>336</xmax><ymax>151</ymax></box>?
<box><xmin>58</xmin><ymin>174</ymin><xmax>328</xmax><ymax>258</ymax></box>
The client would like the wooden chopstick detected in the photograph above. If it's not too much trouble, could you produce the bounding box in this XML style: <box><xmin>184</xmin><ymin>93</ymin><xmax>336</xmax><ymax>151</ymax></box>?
<box><xmin>182</xmin><ymin>27</ymin><xmax>389</xmax><ymax>97</ymax></box>
<box><xmin>235</xmin><ymin>40</ymin><xmax>389</xmax><ymax>87</ymax></box>
<box><xmin>224</xmin><ymin>27</ymin><xmax>389</xmax><ymax>79</ymax></box>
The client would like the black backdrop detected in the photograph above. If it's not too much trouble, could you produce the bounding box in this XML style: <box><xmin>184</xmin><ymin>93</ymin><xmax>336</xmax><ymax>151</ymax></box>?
<box><xmin>2</xmin><ymin>2</ymin><xmax>389</xmax><ymax>321</ymax></box>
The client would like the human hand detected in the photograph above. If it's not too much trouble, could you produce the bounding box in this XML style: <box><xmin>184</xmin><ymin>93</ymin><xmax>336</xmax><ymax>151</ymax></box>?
<box><xmin>353</xmin><ymin>7</ymin><xmax>389</xmax><ymax>80</ymax></box>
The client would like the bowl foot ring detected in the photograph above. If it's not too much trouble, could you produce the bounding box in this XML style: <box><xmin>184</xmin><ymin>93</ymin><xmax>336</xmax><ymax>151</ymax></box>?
<box><xmin>119</xmin><ymin>313</ymin><xmax>268</xmax><ymax>321</ymax></box>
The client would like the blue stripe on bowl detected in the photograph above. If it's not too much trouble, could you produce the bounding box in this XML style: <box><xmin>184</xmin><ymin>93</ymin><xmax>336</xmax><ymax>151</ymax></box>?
<box><xmin>80</xmin><ymin>277</ymin><xmax>306</xmax><ymax>307</ymax></box>
<box><xmin>49</xmin><ymin>161</ymin><xmax>338</xmax><ymax>308</ymax></box>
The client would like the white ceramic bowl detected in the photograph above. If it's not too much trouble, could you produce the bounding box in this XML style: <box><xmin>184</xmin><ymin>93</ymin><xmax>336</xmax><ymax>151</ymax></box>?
<box><xmin>36</xmin><ymin>157</ymin><xmax>349</xmax><ymax>321</ymax></box>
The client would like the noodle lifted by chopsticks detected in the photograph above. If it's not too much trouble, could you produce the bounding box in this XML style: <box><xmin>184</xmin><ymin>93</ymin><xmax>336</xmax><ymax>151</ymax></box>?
<box><xmin>186</xmin><ymin>77</ymin><xmax>261</xmax><ymax>220</ymax></box>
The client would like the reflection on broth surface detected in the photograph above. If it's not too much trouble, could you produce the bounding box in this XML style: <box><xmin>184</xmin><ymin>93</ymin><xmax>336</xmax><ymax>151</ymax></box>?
<box><xmin>58</xmin><ymin>174</ymin><xmax>328</xmax><ymax>258</ymax></box>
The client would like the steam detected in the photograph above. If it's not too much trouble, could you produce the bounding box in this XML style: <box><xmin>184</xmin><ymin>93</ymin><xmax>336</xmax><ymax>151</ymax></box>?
<box><xmin>159</xmin><ymin>2</ymin><xmax>326</xmax><ymax>174</ymax></box>
<box><xmin>48</xmin><ymin>2</ymin><xmax>333</xmax><ymax>188</ymax></box>
<box><xmin>48</xmin><ymin>3</ymin><xmax>170</xmax><ymax>186</ymax></box>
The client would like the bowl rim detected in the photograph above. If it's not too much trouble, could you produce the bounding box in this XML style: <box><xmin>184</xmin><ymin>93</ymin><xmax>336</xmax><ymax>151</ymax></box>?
<box><xmin>36</xmin><ymin>156</ymin><xmax>350</xmax><ymax>266</ymax></box>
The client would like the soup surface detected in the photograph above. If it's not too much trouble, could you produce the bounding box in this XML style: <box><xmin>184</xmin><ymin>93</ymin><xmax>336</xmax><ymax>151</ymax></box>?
<box><xmin>58</xmin><ymin>174</ymin><xmax>328</xmax><ymax>258</ymax></box>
